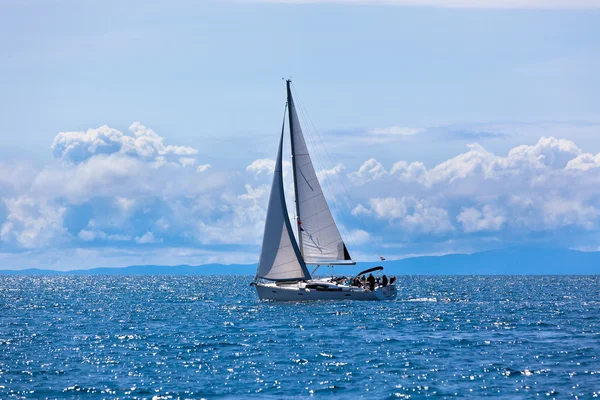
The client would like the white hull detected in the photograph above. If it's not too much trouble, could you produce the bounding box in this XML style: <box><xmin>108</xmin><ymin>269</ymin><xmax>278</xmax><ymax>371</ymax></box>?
<box><xmin>254</xmin><ymin>280</ymin><xmax>397</xmax><ymax>301</ymax></box>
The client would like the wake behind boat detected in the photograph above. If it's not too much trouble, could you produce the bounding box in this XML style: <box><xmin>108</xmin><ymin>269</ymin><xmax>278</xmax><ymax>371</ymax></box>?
<box><xmin>252</xmin><ymin>80</ymin><xmax>397</xmax><ymax>301</ymax></box>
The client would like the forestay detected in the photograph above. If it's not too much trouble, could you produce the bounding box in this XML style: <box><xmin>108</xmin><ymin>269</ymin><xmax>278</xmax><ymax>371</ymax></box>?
<box><xmin>287</xmin><ymin>85</ymin><xmax>352</xmax><ymax>263</ymax></box>
<box><xmin>255</xmin><ymin>122</ymin><xmax>311</xmax><ymax>281</ymax></box>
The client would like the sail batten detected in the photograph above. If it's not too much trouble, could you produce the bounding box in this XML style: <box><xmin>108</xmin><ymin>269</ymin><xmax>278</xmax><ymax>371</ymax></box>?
<box><xmin>286</xmin><ymin>81</ymin><xmax>353</xmax><ymax>263</ymax></box>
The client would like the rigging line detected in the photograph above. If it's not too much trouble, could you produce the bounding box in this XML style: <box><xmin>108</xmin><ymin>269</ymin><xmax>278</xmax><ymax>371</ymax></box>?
<box><xmin>301</xmin><ymin>107</ymin><xmax>381</xmax><ymax>260</ymax></box>
<box><xmin>289</xmin><ymin>88</ymin><xmax>342</xmax><ymax>221</ymax></box>
<box><xmin>291</xmin><ymin>83</ymin><xmax>384</xmax><ymax>261</ymax></box>
<box><xmin>290</xmin><ymin>85</ymin><xmax>358</xmax><ymax>255</ymax></box>
<box><xmin>292</xmin><ymin>90</ymin><xmax>359</xmax><ymax>256</ymax></box>
<box><xmin>290</xmin><ymin>85</ymin><xmax>356</xmax><ymax>251</ymax></box>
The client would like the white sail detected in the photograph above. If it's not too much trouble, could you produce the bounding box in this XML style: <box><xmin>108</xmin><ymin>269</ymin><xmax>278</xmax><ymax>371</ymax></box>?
<box><xmin>255</xmin><ymin>125</ymin><xmax>311</xmax><ymax>281</ymax></box>
<box><xmin>288</xmin><ymin>87</ymin><xmax>352</xmax><ymax>263</ymax></box>
<box><xmin>252</xmin><ymin>81</ymin><xmax>398</xmax><ymax>301</ymax></box>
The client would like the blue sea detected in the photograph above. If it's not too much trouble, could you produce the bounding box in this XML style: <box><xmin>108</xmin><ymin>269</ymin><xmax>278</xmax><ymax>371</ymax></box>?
<box><xmin>1</xmin><ymin>276</ymin><xmax>599</xmax><ymax>398</ymax></box>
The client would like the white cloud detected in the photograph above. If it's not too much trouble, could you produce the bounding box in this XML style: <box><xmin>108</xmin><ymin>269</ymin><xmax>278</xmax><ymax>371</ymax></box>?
<box><xmin>0</xmin><ymin>123</ymin><xmax>230</xmax><ymax>252</ymax></box>
<box><xmin>195</xmin><ymin>184</ymin><xmax>270</xmax><ymax>245</ymax></box>
<box><xmin>0</xmin><ymin>162</ymin><xmax>37</xmax><ymax>195</ymax></box>
<box><xmin>369</xmin><ymin>197</ymin><xmax>454</xmax><ymax>234</ymax></box>
<box><xmin>29</xmin><ymin>151</ymin><xmax>226</xmax><ymax>205</ymax></box>
<box><xmin>506</xmin><ymin>136</ymin><xmax>581</xmax><ymax>169</ymax></box>
<box><xmin>6</xmin><ymin>124</ymin><xmax>600</xmax><ymax>267</ymax></box>
<box><xmin>115</xmin><ymin>197</ymin><xmax>136</xmax><ymax>212</ymax></box>
<box><xmin>566</xmin><ymin>153</ymin><xmax>600</xmax><ymax>171</ymax></box>
<box><xmin>51</xmin><ymin>122</ymin><xmax>198</xmax><ymax>165</ymax></box>
<box><xmin>457</xmin><ymin>205</ymin><xmax>505</xmax><ymax>233</ymax></box>
<box><xmin>180</xmin><ymin>157</ymin><xmax>197</xmax><ymax>167</ymax></box>
<box><xmin>348</xmin><ymin>158</ymin><xmax>387</xmax><ymax>184</ymax></box>
<box><xmin>246</xmin><ymin>158</ymin><xmax>292</xmax><ymax>178</ymax></box>
<box><xmin>317</xmin><ymin>163</ymin><xmax>345</xmax><ymax>182</ymax></box>
<box><xmin>246</xmin><ymin>159</ymin><xmax>276</xmax><ymax>175</ymax></box>
<box><xmin>390</xmin><ymin>160</ymin><xmax>429</xmax><ymax>185</ymax></box>
<box><xmin>197</xmin><ymin>164</ymin><xmax>212</xmax><ymax>172</ymax></box>
<box><xmin>349</xmin><ymin>136</ymin><xmax>600</xmax><ymax>238</ymax></box>
<box><xmin>542</xmin><ymin>197</ymin><xmax>598</xmax><ymax>230</ymax></box>
<box><xmin>388</xmin><ymin>136</ymin><xmax>583</xmax><ymax>187</ymax></box>
<box><xmin>240</xmin><ymin>0</ymin><xmax>600</xmax><ymax>9</ymax></box>
<box><xmin>78</xmin><ymin>229</ymin><xmax>106</xmax><ymax>241</ymax></box>
<box><xmin>0</xmin><ymin>197</ymin><xmax>68</xmax><ymax>248</ymax></box>
<box><xmin>135</xmin><ymin>231</ymin><xmax>160</xmax><ymax>244</ymax></box>
<box><xmin>352</xmin><ymin>204</ymin><xmax>372</xmax><ymax>216</ymax></box>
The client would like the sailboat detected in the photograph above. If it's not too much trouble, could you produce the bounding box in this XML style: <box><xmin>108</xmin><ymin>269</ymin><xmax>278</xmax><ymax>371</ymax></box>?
<box><xmin>251</xmin><ymin>80</ymin><xmax>397</xmax><ymax>301</ymax></box>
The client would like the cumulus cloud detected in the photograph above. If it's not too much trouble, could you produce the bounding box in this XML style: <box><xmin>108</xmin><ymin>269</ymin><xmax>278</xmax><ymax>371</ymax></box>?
<box><xmin>0</xmin><ymin>123</ymin><xmax>230</xmax><ymax>252</ymax></box>
<box><xmin>542</xmin><ymin>198</ymin><xmax>598</xmax><ymax>230</ymax></box>
<box><xmin>352</xmin><ymin>204</ymin><xmax>372</xmax><ymax>216</ymax></box>
<box><xmin>78</xmin><ymin>229</ymin><xmax>106</xmax><ymax>241</ymax></box>
<box><xmin>29</xmin><ymin>153</ymin><xmax>226</xmax><ymax>206</ymax></box>
<box><xmin>0</xmin><ymin>162</ymin><xmax>38</xmax><ymax>195</ymax></box>
<box><xmin>348</xmin><ymin>136</ymin><xmax>600</xmax><ymax>237</ymax></box>
<box><xmin>348</xmin><ymin>158</ymin><xmax>387</xmax><ymax>184</ymax></box>
<box><xmin>5</xmin><ymin>124</ymin><xmax>600</xmax><ymax>265</ymax></box>
<box><xmin>135</xmin><ymin>232</ymin><xmax>160</xmax><ymax>244</ymax></box>
<box><xmin>51</xmin><ymin>122</ymin><xmax>198</xmax><ymax>165</ymax></box>
<box><xmin>246</xmin><ymin>159</ymin><xmax>276</xmax><ymax>175</ymax></box>
<box><xmin>566</xmin><ymin>153</ymin><xmax>600</xmax><ymax>171</ymax></box>
<box><xmin>195</xmin><ymin>184</ymin><xmax>270</xmax><ymax>244</ymax></box>
<box><xmin>388</xmin><ymin>136</ymin><xmax>582</xmax><ymax>187</ymax></box>
<box><xmin>369</xmin><ymin>197</ymin><xmax>454</xmax><ymax>234</ymax></box>
<box><xmin>317</xmin><ymin>163</ymin><xmax>345</xmax><ymax>182</ymax></box>
<box><xmin>457</xmin><ymin>206</ymin><xmax>505</xmax><ymax>233</ymax></box>
<box><xmin>246</xmin><ymin>158</ymin><xmax>293</xmax><ymax>178</ymax></box>
<box><xmin>0</xmin><ymin>197</ymin><xmax>68</xmax><ymax>248</ymax></box>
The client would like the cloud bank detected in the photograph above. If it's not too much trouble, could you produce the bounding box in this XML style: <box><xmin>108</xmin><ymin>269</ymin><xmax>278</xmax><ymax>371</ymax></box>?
<box><xmin>2</xmin><ymin>122</ymin><xmax>600</xmax><ymax>269</ymax></box>
<box><xmin>350</xmin><ymin>136</ymin><xmax>600</xmax><ymax>240</ymax></box>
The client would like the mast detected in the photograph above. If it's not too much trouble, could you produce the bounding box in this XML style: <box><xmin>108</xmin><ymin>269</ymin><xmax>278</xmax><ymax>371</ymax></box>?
<box><xmin>285</xmin><ymin>80</ymin><xmax>353</xmax><ymax>265</ymax></box>
<box><xmin>254</xmin><ymin>101</ymin><xmax>310</xmax><ymax>282</ymax></box>
<box><xmin>286</xmin><ymin>79</ymin><xmax>304</xmax><ymax>259</ymax></box>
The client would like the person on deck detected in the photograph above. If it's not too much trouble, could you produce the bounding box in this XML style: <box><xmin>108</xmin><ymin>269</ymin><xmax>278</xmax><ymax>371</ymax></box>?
<box><xmin>382</xmin><ymin>274</ymin><xmax>388</xmax><ymax>287</ymax></box>
<box><xmin>367</xmin><ymin>273</ymin><xmax>375</xmax><ymax>291</ymax></box>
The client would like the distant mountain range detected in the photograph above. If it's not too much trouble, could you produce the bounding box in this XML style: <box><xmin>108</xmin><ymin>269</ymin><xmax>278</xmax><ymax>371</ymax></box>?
<box><xmin>1</xmin><ymin>248</ymin><xmax>598</xmax><ymax>275</ymax></box>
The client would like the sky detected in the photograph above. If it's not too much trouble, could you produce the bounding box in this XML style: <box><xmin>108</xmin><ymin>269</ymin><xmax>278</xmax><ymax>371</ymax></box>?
<box><xmin>1</xmin><ymin>0</ymin><xmax>600</xmax><ymax>270</ymax></box>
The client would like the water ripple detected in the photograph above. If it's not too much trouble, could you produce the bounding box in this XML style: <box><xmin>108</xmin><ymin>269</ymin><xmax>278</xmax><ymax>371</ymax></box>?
<box><xmin>0</xmin><ymin>275</ymin><xmax>599</xmax><ymax>398</ymax></box>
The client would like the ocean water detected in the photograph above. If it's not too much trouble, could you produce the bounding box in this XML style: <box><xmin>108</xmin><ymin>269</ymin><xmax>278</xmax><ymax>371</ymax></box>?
<box><xmin>1</xmin><ymin>276</ymin><xmax>599</xmax><ymax>399</ymax></box>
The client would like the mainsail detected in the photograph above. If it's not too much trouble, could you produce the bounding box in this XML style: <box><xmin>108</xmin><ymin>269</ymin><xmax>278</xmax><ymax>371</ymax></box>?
<box><xmin>255</xmin><ymin>113</ymin><xmax>311</xmax><ymax>281</ymax></box>
<box><xmin>286</xmin><ymin>81</ymin><xmax>352</xmax><ymax>264</ymax></box>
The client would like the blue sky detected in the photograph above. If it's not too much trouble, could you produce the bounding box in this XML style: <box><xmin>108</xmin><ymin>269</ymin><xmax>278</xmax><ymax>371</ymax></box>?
<box><xmin>1</xmin><ymin>0</ymin><xmax>600</xmax><ymax>269</ymax></box>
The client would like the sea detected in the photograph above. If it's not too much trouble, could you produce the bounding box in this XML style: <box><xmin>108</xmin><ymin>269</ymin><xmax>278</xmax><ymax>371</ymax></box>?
<box><xmin>1</xmin><ymin>275</ymin><xmax>599</xmax><ymax>399</ymax></box>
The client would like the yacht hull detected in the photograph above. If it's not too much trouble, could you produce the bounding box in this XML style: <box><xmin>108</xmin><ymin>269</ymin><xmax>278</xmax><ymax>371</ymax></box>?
<box><xmin>254</xmin><ymin>281</ymin><xmax>397</xmax><ymax>301</ymax></box>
